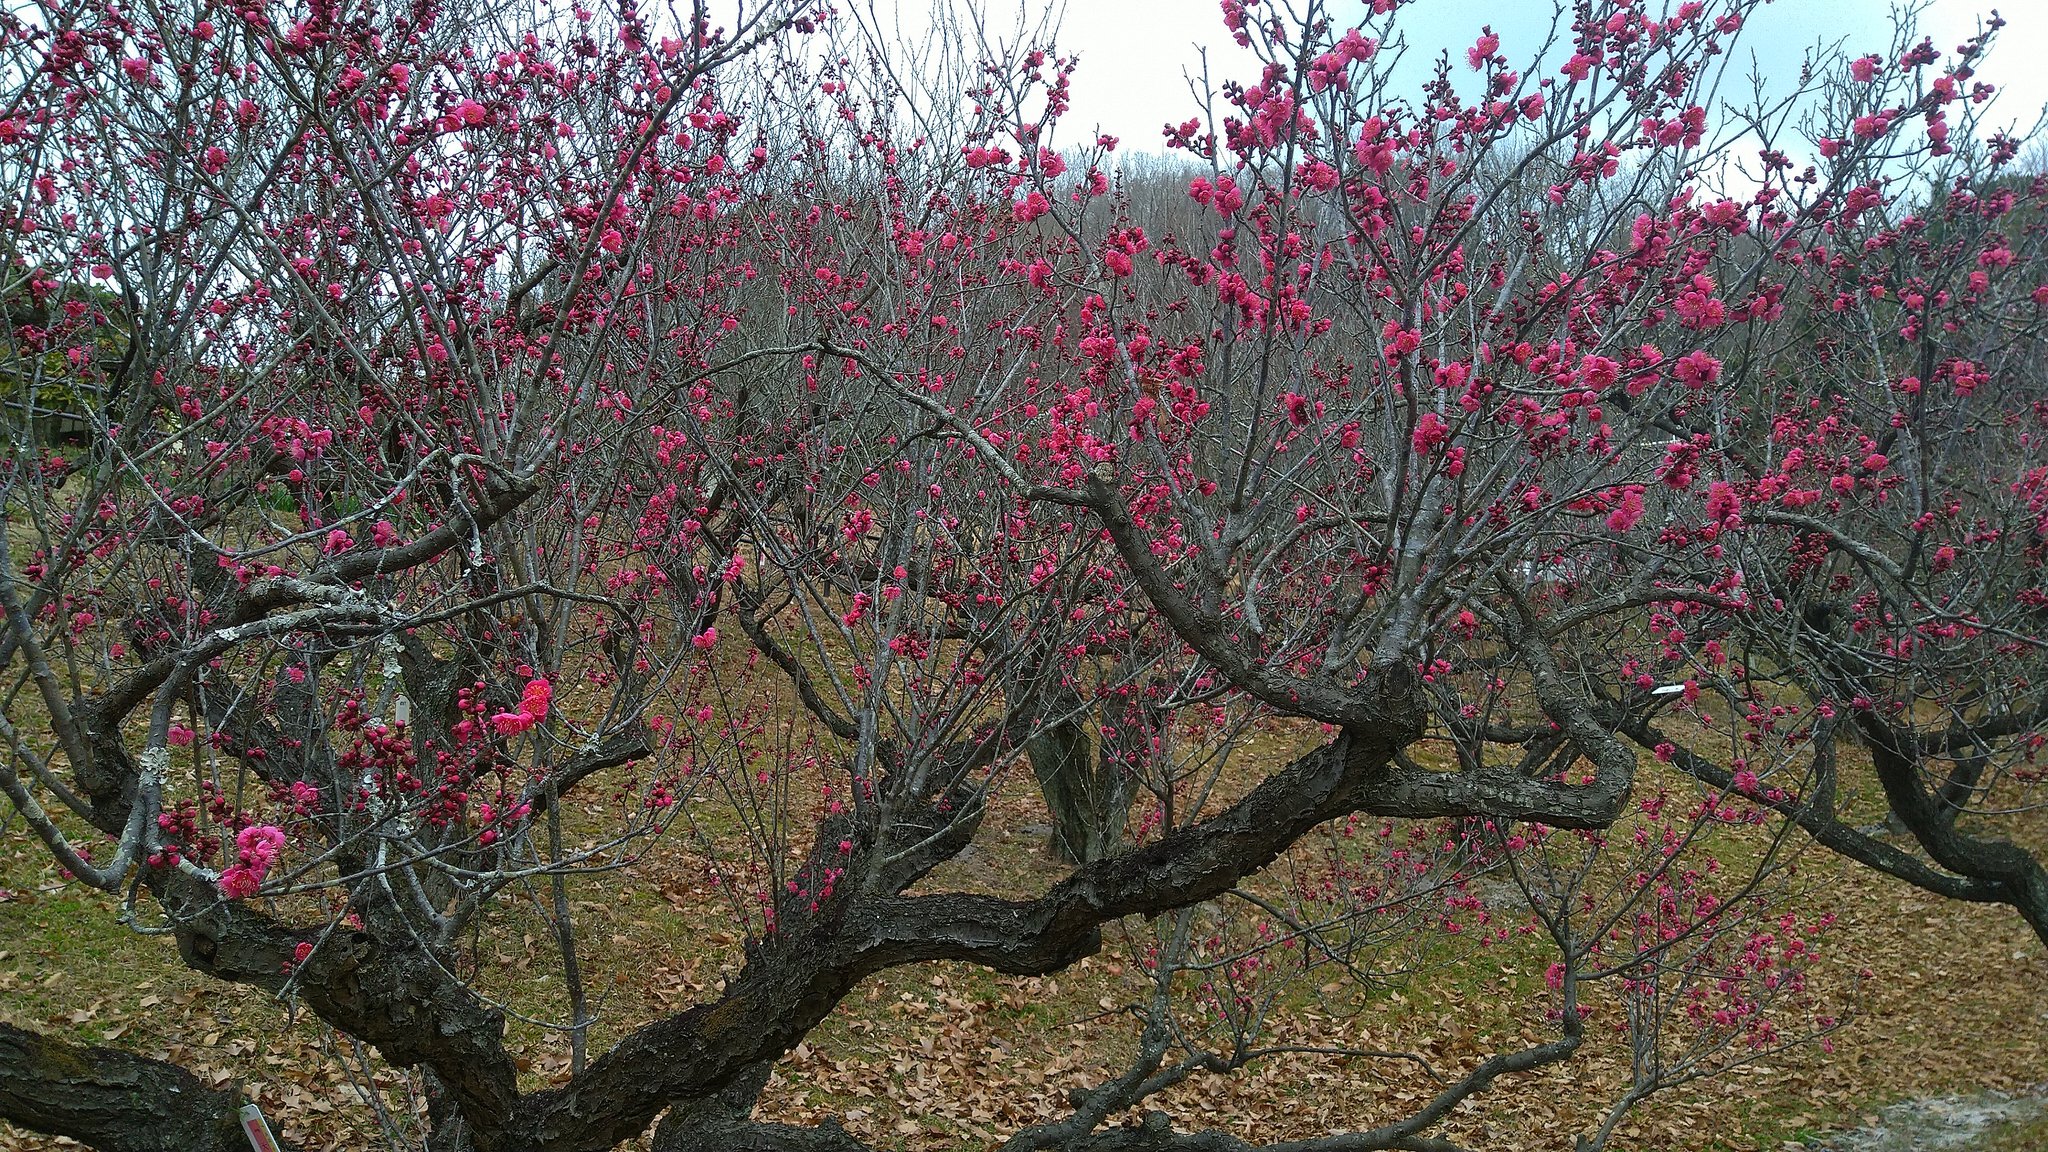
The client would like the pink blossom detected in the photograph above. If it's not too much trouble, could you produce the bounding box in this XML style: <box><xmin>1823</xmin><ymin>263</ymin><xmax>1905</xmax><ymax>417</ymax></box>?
<box><xmin>238</xmin><ymin>825</ymin><xmax>285</xmax><ymax>866</ymax></box>
<box><xmin>1411</xmin><ymin>411</ymin><xmax>1452</xmax><ymax>455</ymax></box>
<box><xmin>1675</xmin><ymin>291</ymin><xmax>1724</xmax><ymax>329</ymax></box>
<box><xmin>1338</xmin><ymin>29</ymin><xmax>1376</xmax><ymax>62</ymax></box>
<box><xmin>490</xmin><ymin>678</ymin><xmax>554</xmax><ymax>736</ymax></box>
<box><xmin>521</xmin><ymin>677</ymin><xmax>552</xmax><ymax>719</ymax></box>
<box><xmin>1607</xmin><ymin>488</ymin><xmax>1645</xmax><ymax>533</ymax></box>
<box><xmin>1706</xmin><ymin>481</ymin><xmax>1743</xmax><ymax>524</ymax></box>
<box><xmin>1700</xmin><ymin>199</ymin><xmax>1747</xmax><ymax>231</ymax></box>
<box><xmin>1850</xmin><ymin>55</ymin><xmax>1878</xmax><ymax>83</ymax></box>
<box><xmin>691</xmin><ymin>626</ymin><xmax>719</xmax><ymax>651</ymax></box>
<box><xmin>1282</xmin><ymin>391</ymin><xmax>1312</xmax><ymax>426</ymax></box>
<box><xmin>1673</xmin><ymin>350</ymin><xmax>1722</xmax><ymax>389</ymax></box>
<box><xmin>219</xmin><ymin>825</ymin><xmax>285</xmax><ymax>899</ymax></box>
<box><xmin>219</xmin><ymin>866</ymin><xmax>262</xmax><ymax>900</ymax></box>
<box><xmin>1466</xmin><ymin>31</ymin><xmax>1499</xmax><ymax>71</ymax></box>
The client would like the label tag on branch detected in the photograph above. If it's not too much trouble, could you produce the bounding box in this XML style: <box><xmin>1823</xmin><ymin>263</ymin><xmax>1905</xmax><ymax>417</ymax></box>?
<box><xmin>240</xmin><ymin>1103</ymin><xmax>281</xmax><ymax>1152</ymax></box>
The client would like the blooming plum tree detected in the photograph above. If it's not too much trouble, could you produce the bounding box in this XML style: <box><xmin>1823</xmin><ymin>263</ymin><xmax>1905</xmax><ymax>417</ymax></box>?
<box><xmin>0</xmin><ymin>0</ymin><xmax>2044</xmax><ymax>1150</ymax></box>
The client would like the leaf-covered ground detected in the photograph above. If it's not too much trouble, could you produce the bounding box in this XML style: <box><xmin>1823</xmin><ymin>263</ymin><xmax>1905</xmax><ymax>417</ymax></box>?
<box><xmin>2</xmin><ymin>768</ymin><xmax>2043</xmax><ymax>1152</ymax></box>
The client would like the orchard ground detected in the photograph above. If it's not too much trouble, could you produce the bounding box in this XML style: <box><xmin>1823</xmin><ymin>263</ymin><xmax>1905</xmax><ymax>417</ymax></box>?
<box><xmin>2</xmin><ymin>729</ymin><xmax>2042</xmax><ymax>1152</ymax></box>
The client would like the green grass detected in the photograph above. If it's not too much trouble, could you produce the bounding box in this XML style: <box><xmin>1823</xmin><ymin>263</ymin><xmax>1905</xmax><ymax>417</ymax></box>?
<box><xmin>1982</xmin><ymin>1109</ymin><xmax>2048</xmax><ymax>1152</ymax></box>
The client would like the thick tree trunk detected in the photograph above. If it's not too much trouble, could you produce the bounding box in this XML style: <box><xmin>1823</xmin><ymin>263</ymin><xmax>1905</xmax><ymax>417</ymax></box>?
<box><xmin>650</xmin><ymin>1059</ymin><xmax>868</xmax><ymax>1151</ymax></box>
<box><xmin>1027</xmin><ymin>716</ymin><xmax>1134</xmax><ymax>864</ymax></box>
<box><xmin>0</xmin><ymin>1022</ymin><xmax>287</xmax><ymax>1152</ymax></box>
<box><xmin>1858</xmin><ymin>716</ymin><xmax>2048</xmax><ymax>945</ymax></box>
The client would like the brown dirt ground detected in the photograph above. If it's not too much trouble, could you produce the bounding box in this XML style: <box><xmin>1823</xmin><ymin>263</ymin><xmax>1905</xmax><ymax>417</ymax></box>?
<box><xmin>2</xmin><ymin>753</ymin><xmax>2043</xmax><ymax>1152</ymax></box>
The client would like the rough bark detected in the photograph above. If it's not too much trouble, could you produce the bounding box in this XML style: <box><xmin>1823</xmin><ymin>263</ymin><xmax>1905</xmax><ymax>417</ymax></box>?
<box><xmin>144</xmin><ymin>868</ymin><xmax>523</xmax><ymax>1144</ymax></box>
<box><xmin>648</xmin><ymin>1060</ymin><xmax>868</xmax><ymax>1152</ymax></box>
<box><xmin>0</xmin><ymin>1022</ymin><xmax>289</xmax><ymax>1152</ymax></box>
<box><xmin>1028</xmin><ymin>715</ymin><xmax>1135</xmax><ymax>864</ymax></box>
<box><xmin>503</xmin><ymin>720</ymin><xmax>1404</xmax><ymax>1152</ymax></box>
<box><xmin>1857</xmin><ymin>715</ymin><xmax>2048</xmax><ymax>944</ymax></box>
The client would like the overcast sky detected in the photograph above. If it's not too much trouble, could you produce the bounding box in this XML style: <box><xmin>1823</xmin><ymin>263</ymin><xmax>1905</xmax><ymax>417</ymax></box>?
<box><xmin>1027</xmin><ymin>0</ymin><xmax>2048</xmax><ymax>153</ymax></box>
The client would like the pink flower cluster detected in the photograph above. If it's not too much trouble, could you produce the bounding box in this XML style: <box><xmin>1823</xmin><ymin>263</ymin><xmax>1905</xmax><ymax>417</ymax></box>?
<box><xmin>1466</xmin><ymin>31</ymin><xmax>1499</xmax><ymax>71</ymax></box>
<box><xmin>218</xmin><ymin>825</ymin><xmax>285</xmax><ymax>900</ymax></box>
<box><xmin>1606</xmin><ymin>487</ymin><xmax>1646</xmax><ymax>532</ymax></box>
<box><xmin>1411</xmin><ymin>411</ymin><xmax>1451</xmax><ymax>455</ymax></box>
<box><xmin>491</xmin><ymin>678</ymin><xmax>553</xmax><ymax>735</ymax></box>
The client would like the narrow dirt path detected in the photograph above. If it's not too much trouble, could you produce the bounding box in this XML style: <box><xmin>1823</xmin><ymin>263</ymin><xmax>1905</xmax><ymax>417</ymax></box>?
<box><xmin>1810</xmin><ymin>1090</ymin><xmax>2047</xmax><ymax>1150</ymax></box>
